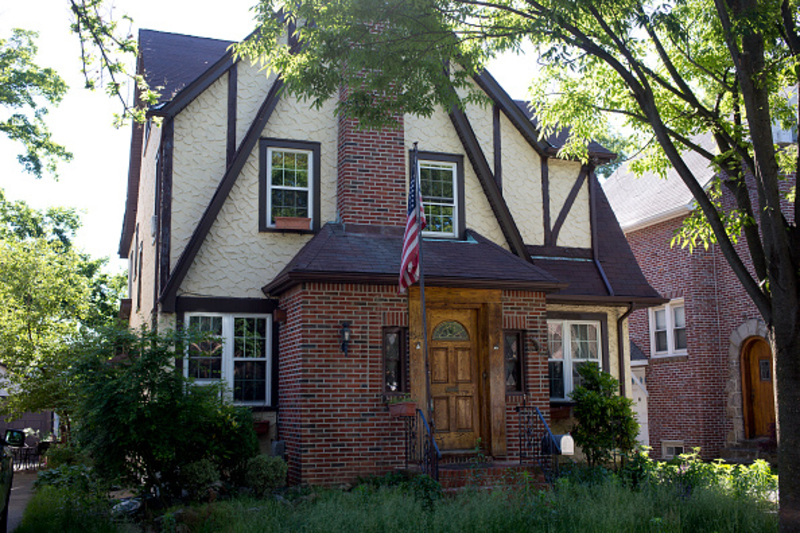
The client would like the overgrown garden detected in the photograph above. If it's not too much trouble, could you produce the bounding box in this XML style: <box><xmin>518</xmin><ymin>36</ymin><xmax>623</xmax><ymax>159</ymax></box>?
<box><xmin>13</xmin><ymin>360</ymin><xmax>778</xmax><ymax>532</ymax></box>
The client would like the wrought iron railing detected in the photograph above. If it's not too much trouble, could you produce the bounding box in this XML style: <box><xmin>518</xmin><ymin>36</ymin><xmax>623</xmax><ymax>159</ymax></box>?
<box><xmin>403</xmin><ymin>409</ymin><xmax>441</xmax><ymax>480</ymax></box>
<box><xmin>516</xmin><ymin>400</ymin><xmax>560</xmax><ymax>484</ymax></box>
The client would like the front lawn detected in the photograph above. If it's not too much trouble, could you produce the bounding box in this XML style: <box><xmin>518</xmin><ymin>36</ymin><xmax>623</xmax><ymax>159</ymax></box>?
<box><xmin>17</xmin><ymin>456</ymin><xmax>778</xmax><ymax>533</ymax></box>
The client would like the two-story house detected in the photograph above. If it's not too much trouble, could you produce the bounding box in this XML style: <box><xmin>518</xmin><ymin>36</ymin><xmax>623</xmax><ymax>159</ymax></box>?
<box><xmin>603</xmin><ymin>135</ymin><xmax>786</xmax><ymax>462</ymax></box>
<box><xmin>119</xmin><ymin>28</ymin><xmax>663</xmax><ymax>485</ymax></box>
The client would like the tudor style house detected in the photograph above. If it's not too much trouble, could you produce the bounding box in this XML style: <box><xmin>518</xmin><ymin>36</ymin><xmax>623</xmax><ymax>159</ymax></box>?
<box><xmin>119</xmin><ymin>28</ymin><xmax>663</xmax><ymax>485</ymax></box>
<box><xmin>603</xmin><ymin>134</ymin><xmax>792</xmax><ymax>462</ymax></box>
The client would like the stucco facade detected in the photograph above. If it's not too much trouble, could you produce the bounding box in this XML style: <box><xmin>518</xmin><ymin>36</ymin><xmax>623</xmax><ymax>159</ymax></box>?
<box><xmin>120</xmin><ymin>29</ymin><xmax>661</xmax><ymax>485</ymax></box>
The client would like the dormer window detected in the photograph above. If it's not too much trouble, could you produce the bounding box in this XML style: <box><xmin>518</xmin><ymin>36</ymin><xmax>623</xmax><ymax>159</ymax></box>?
<box><xmin>259</xmin><ymin>138</ymin><xmax>321</xmax><ymax>232</ymax></box>
<box><xmin>416</xmin><ymin>151</ymin><xmax>464</xmax><ymax>239</ymax></box>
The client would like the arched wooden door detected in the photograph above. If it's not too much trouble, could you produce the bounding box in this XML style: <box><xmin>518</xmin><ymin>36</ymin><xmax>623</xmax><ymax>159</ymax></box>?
<box><xmin>428</xmin><ymin>308</ymin><xmax>481</xmax><ymax>451</ymax></box>
<box><xmin>742</xmin><ymin>337</ymin><xmax>776</xmax><ymax>439</ymax></box>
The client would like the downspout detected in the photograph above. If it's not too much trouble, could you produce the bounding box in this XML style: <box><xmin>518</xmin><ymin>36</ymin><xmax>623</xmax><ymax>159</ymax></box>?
<box><xmin>617</xmin><ymin>303</ymin><xmax>636</xmax><ymax>396</ymax></box>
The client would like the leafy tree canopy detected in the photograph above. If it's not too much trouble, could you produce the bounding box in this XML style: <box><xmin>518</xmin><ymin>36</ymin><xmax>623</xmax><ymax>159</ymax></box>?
<box><xmin>0</xmin><ymin>29</ymin><xmax>71</xmax><ymax>178</ymax></box>
<box><xmin>0</xmin><ymin>190</ymin><xmax>125</xmax><ymax>420</ymax></box>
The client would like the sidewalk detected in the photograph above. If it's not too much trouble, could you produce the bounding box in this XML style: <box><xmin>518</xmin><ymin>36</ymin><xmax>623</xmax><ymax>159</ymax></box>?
<box><xmin>8</xmin><ymin>471</ymin><xmax>36</xmax><ymax>532</ymax></box>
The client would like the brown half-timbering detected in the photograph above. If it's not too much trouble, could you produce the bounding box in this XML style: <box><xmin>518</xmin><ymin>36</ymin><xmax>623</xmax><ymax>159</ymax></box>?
<box><xmin>158</xmin><ymin>118</ymin><xmax>174</xmax><ymax>294</ymax></box>
<box><xmin>227</xmin><ymin>64</ymin><xmax>238</xmax><ymax>168</ymax></box>
<box><xmin>549</xmin><ymin>166</ymin><xmax>588</xmax><ymax>246</ymax></box>
<box><xmin>542</xmin><ymin>158</ymin><xmax>551</xmax><ymax>245</ymax></box>
<box><xmin>472</xmin><ymin>71</ymin><xmax>550</xmax><ymax>158</ymax></box>
<box><xmin>160</xmin><ymin>78</ymin><xmax>286</xmax><ymax>313</ymax></box>
<box><xmin>493</xmin><ymin>104</ymin><xmax>502</xmax><ymax>190</ymax></box>
<box><xmin>409</xmin><ymin>287</ymin><xmax>506</xmax><ymax>457</ymax></box>
<box><xmin>447</xmin><ymin>106</ymin><xmax>530</xmax><ymax>262</ymax></box>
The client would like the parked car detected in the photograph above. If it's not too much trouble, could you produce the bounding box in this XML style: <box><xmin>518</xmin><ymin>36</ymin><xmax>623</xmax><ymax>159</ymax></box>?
<box><xmin>0</xmin><ymin>429</ymin><xmax>24</xmax><ymax>532</ymax></box>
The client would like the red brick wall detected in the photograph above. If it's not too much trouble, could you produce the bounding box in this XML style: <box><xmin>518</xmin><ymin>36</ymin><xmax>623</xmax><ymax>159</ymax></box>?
<box><xmin>276</xmin><ymin>284</ymin><xmax>550</xmax><ymax>484</ymax></box>
<box><xmin>277</xmin><ymin>283</ymin><xmax>410</xmax><ymax>485</ymax></box>
<box><xmin>624</xmin><ymin>173</ymin><xmax>784</xmax><ymax>458</ymax></box>
<box><xmin>336</xmin><ymin>94</ymin><xmax>407</xmax><ymax>226</ymax></box>
<box><xmin>502</xmin><ymin>290</ymin><xmax>549</xmax><ymax>459</ymax></box>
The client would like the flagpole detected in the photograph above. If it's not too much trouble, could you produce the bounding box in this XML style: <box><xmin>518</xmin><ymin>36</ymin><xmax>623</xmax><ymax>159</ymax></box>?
<box><xmin>413</xmin><ymin>143</ymin><xmax>434</xmax><ymax>427</ymax></box>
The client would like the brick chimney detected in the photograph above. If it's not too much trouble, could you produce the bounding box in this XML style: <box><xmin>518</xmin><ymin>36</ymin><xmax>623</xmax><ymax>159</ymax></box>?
<box><xmin>336</xmin><ymin>91</ymin><xmax>407</xmax><ymax>227</ymax></box>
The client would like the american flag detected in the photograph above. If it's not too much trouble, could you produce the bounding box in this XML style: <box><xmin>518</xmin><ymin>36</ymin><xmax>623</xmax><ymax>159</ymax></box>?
<box><xmin>399</xmin><ymin>155</ymin><xmax>427</xmax><ymax>294</ymax></box>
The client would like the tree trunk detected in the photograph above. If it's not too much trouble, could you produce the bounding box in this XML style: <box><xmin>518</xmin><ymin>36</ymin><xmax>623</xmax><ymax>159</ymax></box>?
<box><xmin>772</xmin><ymin>306</ymin><xmax>800</xmax><ymax>529</ymax></box>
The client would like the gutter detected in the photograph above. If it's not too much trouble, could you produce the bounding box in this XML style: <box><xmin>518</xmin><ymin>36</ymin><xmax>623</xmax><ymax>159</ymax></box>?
<box><xmin>617</xmin><ymin>303</ymin><xmax>636</xmax><ymax>397</ymax></box>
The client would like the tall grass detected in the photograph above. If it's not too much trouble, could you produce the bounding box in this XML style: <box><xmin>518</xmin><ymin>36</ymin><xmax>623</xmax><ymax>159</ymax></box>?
<box><xmin>15</xmin><ymin>485</ymin><xmax>120</xmax><ymax>533</ymax></box>
<box><xmin>171</xmin><ymin>476</ymin><xmax>776</xmax><ymax>533</ymax></box>
<box><xmin>20</xmin><ymin>452</ymin><xmax>778</xmax><ymax>533</ymax></box>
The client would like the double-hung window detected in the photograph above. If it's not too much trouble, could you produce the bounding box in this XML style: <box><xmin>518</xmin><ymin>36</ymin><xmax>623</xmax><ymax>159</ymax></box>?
<box><xmin>548</xmin><ymin>320</ymin><xmax>601</xmax><ymax>400</ymax></box>
<box><xmin>420</xmin><ymin>160</ymin><xmax>457</xmax><ymax>236</ymax></box>
<box><xmin>268</xmin><ymin>149</ymin><xmax>310</xmax><ymax>222</ymax></box>
<box><xmin>185</xmin><ymin>313</ymin><xmax>272</xmax><ymax>405</ymax></box>
<box><xmin>259</xmin><ymin>138</ymin><xmax>321</xmax><ymax>232</ymax></box>
<box><xmin>416</xmin><ymin>152</ymin><xmax>464</xmax><ymax>238</ymax></box>
<box><xmin>650</xmin><ymin>300</ymin><xmax>687</xmax><ymax>356</ymax></box>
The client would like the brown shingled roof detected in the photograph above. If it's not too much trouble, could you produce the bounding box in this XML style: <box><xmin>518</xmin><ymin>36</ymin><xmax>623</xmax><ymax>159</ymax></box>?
<box><xmin>262</xmin><ymin>224</ymin><xmax>566</xmax><ymax>295</ymax></box>
<box><xmin>139</xmin><ymin>29</ymin><xmax>234</xmax><ymax>105</ymax></box>
<box><xmin>529</xmin><ymin>182</ymin><xmax>664</xmax><ymax>304</ymax></box>
<box><xmin>513</xmin><ymin>100</ymin><xmax>616</xmax><ymax>161</ymax></box>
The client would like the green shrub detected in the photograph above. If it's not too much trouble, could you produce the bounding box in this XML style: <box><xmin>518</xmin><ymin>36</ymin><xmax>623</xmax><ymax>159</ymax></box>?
<box><xmin>244</xmin><ymin>455</ymin><xmax>287</xmax><ymax>497</ymax></box>
<box><xmin>34</xmin><ymin>464</ymin><xmax>106</xmax><ymax>496</ymax></box>
<box><xmin>181</xmin><ymin>459</ymin><xmax>220</xmax><ymax>501</ymax></box>
<box><xmin>44</xmin><ymin>444</ymin><xmax>91</xmax><ymax>469</ymax></box>
<box><xmin>570</xmin><ymin>363</ymin><xmax>639</xmax><ymax>467</ymax></box>
<box><xmin>71</xmin><ymin>326</ymin><xmax>260</xmax><ymax>503</ymax></box>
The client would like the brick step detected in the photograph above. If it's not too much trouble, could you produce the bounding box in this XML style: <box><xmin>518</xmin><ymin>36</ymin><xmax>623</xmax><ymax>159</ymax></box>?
<box><xmin>436</xmin><ymin>461</ymin><xmax>547</xmax><ymax>490</ymax></box>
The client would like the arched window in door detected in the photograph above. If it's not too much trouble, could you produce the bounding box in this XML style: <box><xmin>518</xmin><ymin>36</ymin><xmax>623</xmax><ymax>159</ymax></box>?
<box><xmin>432</xmin><ymin>321</ymin><xmax>469</xmax><ymax>341</ymax></box>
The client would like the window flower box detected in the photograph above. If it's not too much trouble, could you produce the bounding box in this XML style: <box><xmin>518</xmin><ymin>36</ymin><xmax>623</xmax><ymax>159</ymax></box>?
<box><xmin>388</xmin><ymin>401</ymin><xmax>417</xmax><ymax>418</ymax></box>
<box><xmin>274</xmin><ymin>217</ymin><xmax>311</xmax><ymax>230</ymax></box>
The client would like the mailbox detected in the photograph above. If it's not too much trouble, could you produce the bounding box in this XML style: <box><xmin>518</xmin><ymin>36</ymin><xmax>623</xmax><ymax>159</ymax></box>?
<box><xmin>554</xmin><ymin>434</ymin><xmax>574</xmax><ymax>455</ymax></box>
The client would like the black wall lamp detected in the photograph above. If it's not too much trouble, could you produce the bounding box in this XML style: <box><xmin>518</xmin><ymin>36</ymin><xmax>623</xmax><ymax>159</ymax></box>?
<box><xmin>340</xmin><ymin>322</ymin><xmax>351</xmax><ymax>355</ymax></box>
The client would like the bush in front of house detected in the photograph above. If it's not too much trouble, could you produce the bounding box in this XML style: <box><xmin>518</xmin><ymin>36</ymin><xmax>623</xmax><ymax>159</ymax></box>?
<box><xmin>181</xmin><ymin>458</ymin><xmax>221</xmax><ymax>501</ymax></box>
<box><xmin>43</xmin><ymin>443</ymin><xmax>92</xmax><ymax>469</ymax></box>
<box><xmin>244</xmin><ymin>455</ymin><xmax>288</xmax><ymax>497</ymax></box>
<box><xmin>71</xmin><ymin>326</ymin><xmax>260</xmax><ymax>504</ymax></box>
<box><xmin>570</xmin><ymin>363</ymin><xmax>639</xmax><ymax>467</ymax></box>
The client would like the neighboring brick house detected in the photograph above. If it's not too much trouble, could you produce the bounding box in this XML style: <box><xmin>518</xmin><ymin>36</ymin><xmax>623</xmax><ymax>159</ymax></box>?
<box><xmin>119</xmin><ymin>28</ymin><xmax>663</xmax><ymax>485</ymax></box>
<box><xmin>603</xmin><ymin>135</ymin><xmax>786</xmax><ymax>461</ymax></box>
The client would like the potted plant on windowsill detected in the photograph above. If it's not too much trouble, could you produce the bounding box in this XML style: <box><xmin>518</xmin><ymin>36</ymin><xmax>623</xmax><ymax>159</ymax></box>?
<box><xmin>386</xmin><ymin>395</ymin><xmax>418</xmax><ymax>418</ymax></box>
<box><xmin>274</xmin><ymin>216</ymin><xmax>311</xmax><ymax>230</ymax></box>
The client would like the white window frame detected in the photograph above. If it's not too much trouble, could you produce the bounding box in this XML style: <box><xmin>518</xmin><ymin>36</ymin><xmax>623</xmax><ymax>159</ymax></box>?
<box><xmin>662</xmin><ymin>440</ymin><xmax>685</xmax><ymax>459</ymax></box>
<box><xmin>419</xmin><ymin>159</ymin><xmax>458</xmax><ymax>238</ymax></box>
<box><xmin>547</xmin><ymin>319</ymin><xmax>602</xmax><ymax>401</ymax></box>
<box><xmin>184</xmin><ymin>313</ymin><xmax>272</xmax><ymax>406</ymax></box>
<box><xmin>649</xmin><ymin>300</ymin><xmax>687</xmax><ymax>357</ymax></box>
<box><xmin>266</xmin><ymin>147</ymin><xmax>314</xmax><ymax>228</ymax></box>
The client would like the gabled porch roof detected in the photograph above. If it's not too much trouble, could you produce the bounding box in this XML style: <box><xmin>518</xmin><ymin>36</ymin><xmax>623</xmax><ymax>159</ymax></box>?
<box><xmin>262</xmin><ymin>224</ymin><xmax>566</xmax><ymax>296</ymax></box>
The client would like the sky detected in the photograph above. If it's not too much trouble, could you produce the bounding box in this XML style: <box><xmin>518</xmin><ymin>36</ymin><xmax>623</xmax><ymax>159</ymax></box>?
<box><xmin>0</xmin><ymin>0</ymin><xmax>534</xmax><ymax>274</ymax></box>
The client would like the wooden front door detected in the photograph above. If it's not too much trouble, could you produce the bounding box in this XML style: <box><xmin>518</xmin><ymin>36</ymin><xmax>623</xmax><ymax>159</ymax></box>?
<box><xmin>743</xmin><ymin>337</ymin><xmax>776</xmax><ymax>438</ymax></box>
<box><xmin>429</xmin><ymin>308</ymin><xmax>481</xmax><ymax>451</ymax></box>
